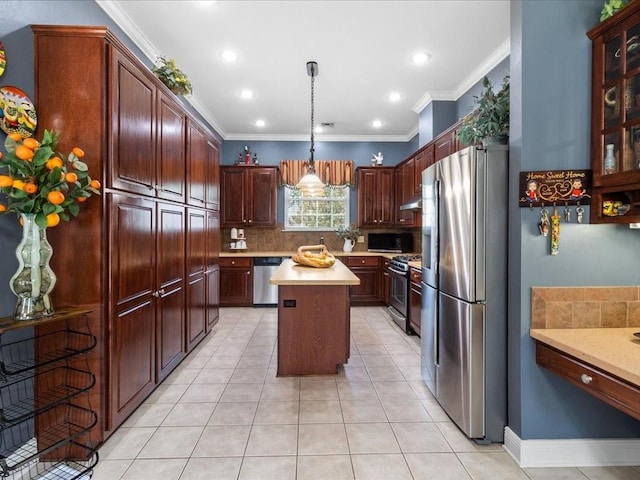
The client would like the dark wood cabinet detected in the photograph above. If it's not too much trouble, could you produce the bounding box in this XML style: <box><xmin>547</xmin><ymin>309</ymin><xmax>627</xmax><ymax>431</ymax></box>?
<box><xmin>206</xmin><ymin>211</ymin><xmax>220</xmax><ymax>331</ymax></box>
<box><xmin>434</xmin><ymin>126</ymin><xmax>458</xmax><ymax>161</ymax></box>
<box><xmin>382</xmin><ymin>258</ymin><xmax>391</xmax><ymax>305</ymax></box>
<box><xmin>110</xmin><ymin>48</ymin><xmax>156</xmax><ymax>196</ymax></box>
<box><xmin>109</xmin><ymin>194</ymin><xmax>157</xmax><ymax>429</ymax></box>
<box><xmin>395</xmin><ymin>160</ymin><xmax>417</xmax><ymax>227</ymax></box>
<box><xmin>277</xmin><ymin>284</ymin><xmax>351</xmax><ymax>375</ymax></box>
<box><xmin>220</xmin><ymin>166</ymin><xmax>278</xmax><ymax>227</ymax></box>
<box><xmin>356</xmin><ymin>167</ymin><xmax>395</xmax><ymax>227</ymax></box>
<box><xmin>415</xmin><ymin>144</ymin><xmax>434</xmax><ymax>195</ymax></box>
<box><xmin>345</xmin><ymin>256</ymin><xmax>381</xmax><ymax>305</ymax></box>
<box><xmin>206</xmin><ymin>139</ymin><xmax>221</xmax><ymax>211</ymax></box>
<box><xmin>186</xmin><ymin>208</ymin><xmax>207</xmax><ymax>351</ymax></box>
<box><xmin>409</xmin><ymin>267</ymin><xmax>422</xmax><ymax>336</ymax></box>
<box><xmin>588</xmin><ymin>2</ymin><xmax>640</xmax><ymax>223</ymax></box>
<box><xmin>535</xmin><ymin>342</ymin><xmax>640</xmax><ymax>421</ymax></box>
<box><xmin>157</xmin><ymin>92</ymin><xmax>187</xmax><ymax>203</ymax></box>
<box><xmin>33</xmin><ymin>25</ymin><xmax>220</xmax><ymax>439</ymax></box>
<box><xmin>187</xmin><ymin>120</ymin><xmax>207</xmax><ymax>207</ymax></box>
<box><xmin>220</xmin><ymin>257</ymin><xmax>253</xmax><ymax>306</ymax></box>
<box><xmin>156</xmin><ymin>202</ymin><xmax>186</xmax><ymax>382</ymax></box>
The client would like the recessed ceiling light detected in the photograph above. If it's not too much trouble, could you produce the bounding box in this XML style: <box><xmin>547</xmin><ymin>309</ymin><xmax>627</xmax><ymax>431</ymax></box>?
<box><xmin>239</xmin><ymin>89</ymin><xmax>253</xmax><ymax>99</ymax></box>
<box><xmin>255</xmin><ymin>119</ymin><xmax>266</xmax><ymax>127</ymax></box>
<box><xmin>372</xmin><ymin>120</ymin><xmax>383</xmax><ymax>128</ymax></box>
<box><xmin>222</xmin><ymin>51</ymin><xmax>238</xmax><ymax>62</ymax></box>
<box><xmin>412</xmin><ymin>52</ymin><xmax>430</xmax><ymax>65</ymax></box>
<box><xmin>314</xmin><ymin>126</ymin><xmax>324</xmax><ymax>134</ymax></box>
<box><xmin>388</xmin><ymin>92</ymin><xmax>401</xmax><ymax>102</ymax></box>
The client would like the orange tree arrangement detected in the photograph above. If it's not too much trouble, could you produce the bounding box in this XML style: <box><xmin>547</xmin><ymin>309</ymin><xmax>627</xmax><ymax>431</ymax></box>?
<box><xmin>0</xmin><ymin>129</ymin><xmax>100</xmax><ymax>227</ymax></box>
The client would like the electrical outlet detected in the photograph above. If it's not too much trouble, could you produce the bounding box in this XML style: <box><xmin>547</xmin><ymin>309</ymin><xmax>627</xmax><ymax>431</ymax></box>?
<box><xmin>357</xmin><ymin>235</ymin><xmax>365</xmax><ymax>243</ymax></box>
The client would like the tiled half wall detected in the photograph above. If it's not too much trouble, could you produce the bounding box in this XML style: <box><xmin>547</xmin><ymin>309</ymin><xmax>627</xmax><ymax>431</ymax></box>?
<box><xmin>531</xmin><ymin>286</ymin><xmax>640</xmax><ymax>329</ymax></box>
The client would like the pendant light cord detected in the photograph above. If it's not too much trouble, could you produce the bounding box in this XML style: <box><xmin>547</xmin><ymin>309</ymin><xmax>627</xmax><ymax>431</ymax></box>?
<box><xmin>309</xmin><ymin>62</ymin><xmax>316</xmax><ymax>173</ymax></box>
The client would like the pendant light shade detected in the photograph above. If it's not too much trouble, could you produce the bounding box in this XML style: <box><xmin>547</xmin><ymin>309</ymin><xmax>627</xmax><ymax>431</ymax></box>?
<box><xmin>296</xmin><ymin>61</ymin><xmax>325</xmax><ymax>197</ymax></box>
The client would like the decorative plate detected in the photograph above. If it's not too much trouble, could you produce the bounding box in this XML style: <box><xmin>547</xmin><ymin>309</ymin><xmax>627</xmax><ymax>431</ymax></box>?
<box><xmin>0</xmin><ymin>85</ymin><xmax>37</xmax><ymax>137</ymax></box>
<box><xmin>0</xmin><ymin>41</ymin><xmax>6</xmax><ymax>77</ymax></box>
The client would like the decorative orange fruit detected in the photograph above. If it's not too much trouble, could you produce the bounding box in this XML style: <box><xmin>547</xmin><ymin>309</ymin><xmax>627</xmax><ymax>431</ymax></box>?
<box><xmin>90</xmin><ymin>179</ymin><xmax>101</xmax><ymax>189</ymax></box>
<box><xmin>45</xmin><ymin>156</ymin><xmax>63</xmax><ymax>170</ymax></box>
<box><xmin>72</xmin><ymin>147</ymin><xmax>85</xmax><ymax>158</ymax></box>
<box><xmin>0</xmin><ymin>175</ymin><xmax>13</xmax><ymax>188</ymax></box>
<box><xmin>23</xmin><ymin>183</ymin><xmax>38</xmax><ymax>194</ymax></box>
<box><xmin>15</xmin><ymin>145</ymin><xmax>34</xmax><ymax>161</ymax></box>
<box><xmin>47</xmin><ymin>191</ymin><xmax>65</xmax><ymax>205</ymax></box>
<box><xmin>22</xmin><ymin>138</ymin><xmax>40</xmax><ymax>150</ymax></box>
<box><xmin>46</xmin><ymin>212</ymin><xmax>60</xmax><ymax>227</ymax></box>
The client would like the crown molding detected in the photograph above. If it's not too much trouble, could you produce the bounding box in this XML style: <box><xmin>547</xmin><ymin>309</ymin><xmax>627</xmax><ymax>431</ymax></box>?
<box><xmin>413</xmin><ymin>38</ymin><xmax>511</xmax><ymax>114</ymax></box>
<box><xmin>223</xmin><ymin>132</ymin><xmax>413</xmax><ymax>142</ymax></box>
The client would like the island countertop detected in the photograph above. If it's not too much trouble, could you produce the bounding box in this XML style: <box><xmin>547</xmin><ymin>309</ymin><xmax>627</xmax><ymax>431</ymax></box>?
<box><xmin>530</xmin><ymin>327</ymin><xmax>640</xmax><ymax>387</ymax></box>
<box><xmin>270</xmin><ymin>259</ymin><xmax>360</xmax><ymax>286</ymax></box>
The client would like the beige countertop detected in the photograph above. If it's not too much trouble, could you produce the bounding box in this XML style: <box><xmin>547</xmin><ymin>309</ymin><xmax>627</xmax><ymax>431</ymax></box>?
<box><xmin>530</xmin><ymin>327</ymin><xmax>640</xmax><ymax>387</ymax></box>
<box><xmin>408</xmin><ymin>260</ymin><xmax>422</xmax><ymax>269</ymax></box>
<box><xmin>221</xmin><ymin>251</ymin><xmax>416</xmax><ymax>259</ymax></box>
<box><xmin>270</xmin><ymin>259</ymin><xmax>360</xmax><ymax>286</ymax></box>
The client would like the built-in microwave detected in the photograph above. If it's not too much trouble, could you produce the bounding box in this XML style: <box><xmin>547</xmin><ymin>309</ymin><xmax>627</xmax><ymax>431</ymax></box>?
<box><xmin>367</xmin><ymin>233</ymin><xmax>414</xmax><ymax>253</ymax></box>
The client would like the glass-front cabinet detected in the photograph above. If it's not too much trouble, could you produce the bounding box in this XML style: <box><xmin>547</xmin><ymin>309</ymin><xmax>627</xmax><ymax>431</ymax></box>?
<box><xmin>588</xmin><ymin>2</ymin><xmax>640</xmax><ymax>223</ymax></box>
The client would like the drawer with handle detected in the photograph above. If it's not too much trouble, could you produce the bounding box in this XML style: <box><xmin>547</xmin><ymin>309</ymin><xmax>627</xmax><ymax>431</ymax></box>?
<box><xmin>535</xmin><ymin>342</ymin><xmax>640</xmax><ymax>421</ymax></box>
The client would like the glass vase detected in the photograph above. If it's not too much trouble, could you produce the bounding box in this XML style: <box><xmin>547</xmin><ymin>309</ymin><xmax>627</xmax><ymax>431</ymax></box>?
<box><xmin>9</xmin><ymin>213</ymin><xmax>57</xmax><ymax>320</ymax></box>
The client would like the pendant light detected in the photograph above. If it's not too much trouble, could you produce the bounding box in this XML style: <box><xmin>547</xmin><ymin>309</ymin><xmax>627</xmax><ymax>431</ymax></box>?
<box><xmin>296</xmin><ymin>61</ymin><xmax>325</xmax><ymax>197</ymax></box>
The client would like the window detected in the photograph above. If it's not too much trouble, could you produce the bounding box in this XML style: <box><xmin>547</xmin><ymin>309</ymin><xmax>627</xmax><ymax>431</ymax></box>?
<box><xmin>284</xmin><ymin>185</ymin><xmax>350</xmax><ymax>230</ymax></box>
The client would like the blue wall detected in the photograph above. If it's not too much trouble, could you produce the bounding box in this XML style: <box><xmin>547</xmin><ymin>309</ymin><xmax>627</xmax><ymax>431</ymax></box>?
<box><xmin>457</xmin><ymin>56</ymin><xmax>511</xmax><ymax>119</ymax></box>
<box><xmin>510</xmin><ymin>0</ymin><xmax>640</xmax><ymax>439</ymax></box>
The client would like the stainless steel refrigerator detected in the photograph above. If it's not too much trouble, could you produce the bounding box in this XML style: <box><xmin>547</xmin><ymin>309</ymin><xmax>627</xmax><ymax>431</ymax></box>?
<box><xmin>421</xmin><ymin>144</ymin><xmax>508</xmax><ymax>443</ymax></box>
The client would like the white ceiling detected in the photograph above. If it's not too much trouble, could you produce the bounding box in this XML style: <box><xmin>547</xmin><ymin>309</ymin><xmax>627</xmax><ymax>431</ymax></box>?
<box><xmin>97</xmin><ymin>0</ymin><xmax>510</xmax><ymax>142</ymax></box>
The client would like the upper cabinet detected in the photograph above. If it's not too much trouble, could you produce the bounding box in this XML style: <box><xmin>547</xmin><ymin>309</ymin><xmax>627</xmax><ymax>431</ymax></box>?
<box><xmin>357</xmin><ymin>167</ymin><xmax>395</xmax><ymax>227</ymax></box>
<box><xmin>220</xmin><ymin>166</ymin><xmax>278</xmax><ymax>227</ymax></box>
<box><xmin>588</xmin><ymin>2</ymin><xmax>640</xmax><ymax>223</ymax></box>
<box><xmin>414</xmin><ymin>144</ymin><xmax>434</xmax><ymax>195</ymax></box>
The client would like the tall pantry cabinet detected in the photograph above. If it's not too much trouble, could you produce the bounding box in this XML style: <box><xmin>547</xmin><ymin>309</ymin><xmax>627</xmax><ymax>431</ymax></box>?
<box><xmin>31</xmin><ymin>25</ymin><xmax>221</xmax><ymax>440</ymax></box>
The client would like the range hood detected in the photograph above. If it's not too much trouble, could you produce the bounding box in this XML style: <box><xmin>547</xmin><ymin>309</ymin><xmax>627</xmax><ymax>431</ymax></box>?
<box><xmin>399</xmin><ymin>196</ymin><xmax>422</xmax><ymax>211</ymax></box>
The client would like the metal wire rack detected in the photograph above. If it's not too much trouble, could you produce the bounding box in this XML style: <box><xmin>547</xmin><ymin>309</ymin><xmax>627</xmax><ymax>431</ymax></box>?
<box><xmin>0</xmin><ymin>309</ymin><xmax>97</xmax><ymax>480</ymax></box>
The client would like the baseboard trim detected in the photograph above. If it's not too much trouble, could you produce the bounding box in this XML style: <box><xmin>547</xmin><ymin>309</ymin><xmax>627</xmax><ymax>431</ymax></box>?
<box><xmin>503</xmin><ymin>427</ymin><xmax>640</xmax><ymax>467</ymax></box>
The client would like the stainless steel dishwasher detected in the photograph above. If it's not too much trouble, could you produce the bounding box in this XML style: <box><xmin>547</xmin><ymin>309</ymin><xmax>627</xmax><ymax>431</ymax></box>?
<box><xmin>253</xmin><ymin>257</ymin><xmax>284</xmax><ymax>306</ymax></box>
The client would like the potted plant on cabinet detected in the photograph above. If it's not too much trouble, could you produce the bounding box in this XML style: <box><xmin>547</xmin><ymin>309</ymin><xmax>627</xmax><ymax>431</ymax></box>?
<box><xmin>600</xmin><ymin>0</ymin><xmax>630</xmax><ymax>21</ymax></box>
<box><xmin>457</xmin><ymin>75</ymin><xmax>510</xmax><ymax>146</ymax></box>
<box><xmin>152</xmin><ymin>56</ymin><xmax>193</xmax><ymax>95</ymax></box>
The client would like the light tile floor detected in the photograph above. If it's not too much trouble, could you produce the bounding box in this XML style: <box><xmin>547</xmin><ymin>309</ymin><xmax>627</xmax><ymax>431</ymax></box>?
<box><xmin>93</xmin><ymin>306</ymin><xmax>640</xmax><ymax>480</ymax></box>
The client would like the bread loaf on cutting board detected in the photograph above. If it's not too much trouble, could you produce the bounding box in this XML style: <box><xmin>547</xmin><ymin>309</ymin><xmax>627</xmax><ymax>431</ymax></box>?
<box><xmin>291</xmin><ymin>244</ymin><xmax>336</xmax><ymax>268</ymax></box>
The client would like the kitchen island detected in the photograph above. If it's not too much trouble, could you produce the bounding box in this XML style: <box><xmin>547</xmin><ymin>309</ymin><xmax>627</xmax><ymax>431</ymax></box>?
<box><xmin>270</xmin><ymin>258</ymin><xmax>360</xmax><ymax>375</ymax></box>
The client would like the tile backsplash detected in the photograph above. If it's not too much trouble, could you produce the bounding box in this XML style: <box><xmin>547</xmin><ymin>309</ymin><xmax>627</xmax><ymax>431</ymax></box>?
<box><xmin>222</xmin><ymin>225</ymin><xmax>421</xmax><ymax>254</ymax></box>
<box><xmin>531</xmin><ymin>286</ymin><xmax>640</xmax><ymax>329</ymax></box>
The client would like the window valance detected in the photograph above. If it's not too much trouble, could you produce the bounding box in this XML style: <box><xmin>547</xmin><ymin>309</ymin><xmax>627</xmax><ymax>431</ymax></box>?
<box><xmin>279</xmin><ymin>160</ymin><xmax>354</xmax><ymax>187</ymax></box>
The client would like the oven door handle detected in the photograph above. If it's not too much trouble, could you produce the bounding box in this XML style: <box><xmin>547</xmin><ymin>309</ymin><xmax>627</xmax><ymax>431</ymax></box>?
<box><xmin>388</xmin><ymin>266</ymin><xmax>407</xmax><ymax>276</ymax></box>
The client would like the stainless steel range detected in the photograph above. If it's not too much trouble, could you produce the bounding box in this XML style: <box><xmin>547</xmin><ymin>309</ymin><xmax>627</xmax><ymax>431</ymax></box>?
<box><xmin>387</xmin><ymin>254</ymin><xmax>421</xmax><ymax>334</ymax></box>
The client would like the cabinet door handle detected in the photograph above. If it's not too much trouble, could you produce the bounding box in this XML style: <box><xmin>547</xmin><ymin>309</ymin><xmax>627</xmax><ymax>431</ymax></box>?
<box><xmin>361</xmin><ymin>260</ymin><xmax>365</xmax><ymax>264</ymax></box>
<box><xmin>152</xmin><ymin>290</ymin><xmax>160</xmax><ymax>298</ymax></box>
<box><xmin>580</xmin><ymin>373</ymin><xmax>593</xmax><ymax>384</ymax></box>
<box><xmin>159</xmin><ymin>288</ymin><xmax>166</xmax><ymax>295</ymax></box>
<box><xmin>231</xmin><ymin>261</ymin><xmax>235</xmax><ymax>265</ymax></box>
<box><xmin>246</xmin><ymin>271</ymin><xmax>251</xmax><ymax>275</ymax></box>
